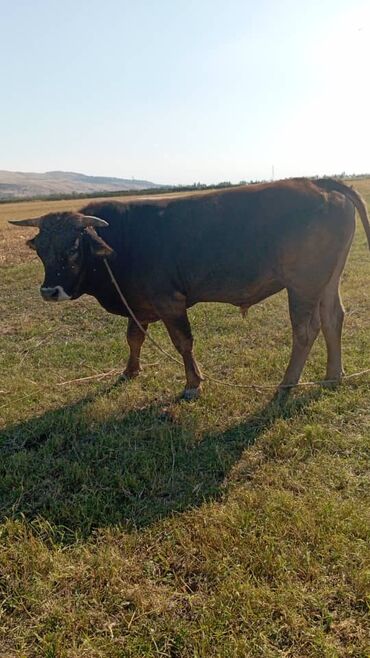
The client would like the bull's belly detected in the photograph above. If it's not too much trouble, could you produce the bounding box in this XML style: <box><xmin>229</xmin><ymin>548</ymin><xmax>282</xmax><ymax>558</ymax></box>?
<box><xmin>187</xmin><ymin>278</ymin><xmax>283</xmax><ymax>308</ymax></box>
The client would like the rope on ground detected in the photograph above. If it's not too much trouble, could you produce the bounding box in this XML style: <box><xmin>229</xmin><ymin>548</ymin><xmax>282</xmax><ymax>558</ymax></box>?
<box><xmin>56</xmin><ymin>368</ymin><xmax>122</xmax><ymax>386</ymax></box>
<box><xmin>101</xmin><ymin>258</ymin><xmax>370</xmax><ymax>391</ymax></box>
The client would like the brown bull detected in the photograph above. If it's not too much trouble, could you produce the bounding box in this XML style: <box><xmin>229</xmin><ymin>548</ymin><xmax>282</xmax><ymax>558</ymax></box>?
<box><xmin>10</xmin><ymin>178</ymin><xmax>370</xmax><ymax>399</ymax></box>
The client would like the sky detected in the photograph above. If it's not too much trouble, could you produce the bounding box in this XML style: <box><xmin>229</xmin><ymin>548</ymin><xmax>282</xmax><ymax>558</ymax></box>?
<box><xmin>1</xmin><ymin>0</ymin><xmax>369</xmax><ymax>185</ymax></box>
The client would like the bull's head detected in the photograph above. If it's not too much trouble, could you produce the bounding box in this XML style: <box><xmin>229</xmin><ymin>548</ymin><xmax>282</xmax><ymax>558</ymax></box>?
<box><xmin>9</xmin><ymin>212</ymin><xmax>113</xmax><ymax>302</ymax></box>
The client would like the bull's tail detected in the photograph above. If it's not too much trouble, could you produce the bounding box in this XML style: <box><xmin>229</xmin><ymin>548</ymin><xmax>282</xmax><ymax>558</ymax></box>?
<box><xmin>315</xmin><ymin>178</ymin><xmax>370</xmax><ymax>250</ymax></box>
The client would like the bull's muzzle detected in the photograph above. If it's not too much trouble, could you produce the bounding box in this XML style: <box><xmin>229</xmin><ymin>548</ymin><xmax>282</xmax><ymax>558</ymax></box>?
<box><xmin>41</xmin><ymin>286</ymin><xmax>71</xmax><ymax>302</ymax></box>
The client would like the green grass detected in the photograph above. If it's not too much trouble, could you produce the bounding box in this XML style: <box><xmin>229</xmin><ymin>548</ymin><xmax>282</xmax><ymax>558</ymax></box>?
<box><xmin>0</xmin><ymin>183</ymin><xmax>369</xmax><ymax>657</ymax></box>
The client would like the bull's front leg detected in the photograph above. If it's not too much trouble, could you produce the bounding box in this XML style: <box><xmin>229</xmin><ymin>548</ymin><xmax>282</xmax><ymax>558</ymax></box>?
<box><xmin>163</xmin><ymin>313</ymin><xmax>203</xmax><ymax>400</ymax></box>
<box><xmin>123</xmin><ymin>318</ymin><xmax>148</xmax><ymax>379</ymax></box>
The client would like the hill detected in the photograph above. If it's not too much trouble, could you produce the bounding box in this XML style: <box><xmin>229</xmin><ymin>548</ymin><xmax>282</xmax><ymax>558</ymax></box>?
<box><xmin>0</xmin><ymin>170</ymin><xmax>161</xmax><ymax>200</ymax></box>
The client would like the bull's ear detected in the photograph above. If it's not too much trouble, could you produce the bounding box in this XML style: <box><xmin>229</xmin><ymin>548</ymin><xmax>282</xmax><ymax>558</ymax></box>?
<box><xmin>9</xmin><ymin>217</ymin><xmax>43</xmax><ymax>227</ymax></box>
<box><xmin>26</xmin><ymin>237</ymin><xmax>37</xmax><ymax>251</ymax></box>
<box><xmin>85</xmin><ymin>227</ymin><xmax>114</xmax><ymax>258</ymax></box>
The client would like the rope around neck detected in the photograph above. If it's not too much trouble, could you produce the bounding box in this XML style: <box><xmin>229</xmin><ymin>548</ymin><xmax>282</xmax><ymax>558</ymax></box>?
<box><xmin>103</xmin><ymin>259</ymin><xmax>369</xmax><ymax>391</ymax></box>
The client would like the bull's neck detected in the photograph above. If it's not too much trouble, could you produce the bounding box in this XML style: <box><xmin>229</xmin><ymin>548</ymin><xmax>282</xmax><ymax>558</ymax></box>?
<box><xmin>81</xmin><ymin>214</ymin><xmax>132</xmax><ymax>314</ymax></box>
<box><xmin>83</xmin><ymin>256</ymin><xmax>130</xmax><ymax>316</ymax></box>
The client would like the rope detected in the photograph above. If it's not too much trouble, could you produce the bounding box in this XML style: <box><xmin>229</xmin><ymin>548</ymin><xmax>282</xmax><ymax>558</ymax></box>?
<box><xmin>103</xmin><ymin>259</ymin><xmax>369</xmax><ymax>391</ymax></box>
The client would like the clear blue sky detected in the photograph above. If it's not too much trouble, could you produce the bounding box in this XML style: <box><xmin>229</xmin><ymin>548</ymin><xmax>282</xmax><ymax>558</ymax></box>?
<box><xmin>1</xmin><ymin>0</ymin><xmax>369</xmax><ymax>185</ymax></box>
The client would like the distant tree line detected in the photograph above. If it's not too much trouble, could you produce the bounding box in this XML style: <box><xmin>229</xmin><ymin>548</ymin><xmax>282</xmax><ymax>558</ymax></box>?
<box><xmin>1</xmin><ymin>173</ymin><xmax>369</xmax><ymax>205</ymax></box>
<box><xmin>0</xmin><ymin>181</ymin><xmax>242</xmax><ymax>205</ymax></box>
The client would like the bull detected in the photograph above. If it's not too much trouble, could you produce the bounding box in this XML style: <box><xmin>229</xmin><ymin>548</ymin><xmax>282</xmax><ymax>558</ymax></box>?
<box><xmin>10</xmin><ymin>178</ymin><xmax>370</xmax><ymax>399</ymax></box>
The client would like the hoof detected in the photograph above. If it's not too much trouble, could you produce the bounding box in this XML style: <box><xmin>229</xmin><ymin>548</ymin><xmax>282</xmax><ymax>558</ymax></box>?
<box><xmin>182</xmin><ymin>387</ymin><xmax>202</xmax><ymax>401</ymax></box>
<box><xmin>121</xmin><ymin>369</ymin><xmax>141</xmax><ymax>381</ymax></box>
<box><xmin>273</xmin><ymin>384</ymin><xmax>293</xmax><ymax>403</ymax></box>
<box><xmin>322</xmin><ymin>376</ymin><xmax>342</xmax><ymax>388</ymax></box>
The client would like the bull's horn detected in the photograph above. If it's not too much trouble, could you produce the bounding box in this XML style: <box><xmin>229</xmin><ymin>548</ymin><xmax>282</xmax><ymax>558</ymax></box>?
<box><xmin>8</xmin><ymin>217</ymin><xmax>43</xmax><ymax>227</ymax></box>
<box><xmin>79</xmin><ymin>215</ymin><xmax>109</xmax><ymax>228</ymax></box>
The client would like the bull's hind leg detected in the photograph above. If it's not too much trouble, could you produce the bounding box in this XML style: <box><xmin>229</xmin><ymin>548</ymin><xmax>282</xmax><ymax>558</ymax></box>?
<box><xmin>123</xmin><ymin>318</ymin><xmax>148</xmax><ymax>378</ymax></box>
<box><xmin>320</xmin><ymin>271</ymin><xmax>346</xmax><ymax>384</ymax></box>
<box><xmin>279</xmin><ymin>290</ymin><xmax>321</xmax><ymax>391</ymax></box>
<box><xmin>318</xmin><ymin>235</ymin><xmax>353</xmax><ymax>384</ymax></box>
<box><xmin>163</xmin><ymin>313</ymin><xmax>203</xmax><ymax>399</ymax></box>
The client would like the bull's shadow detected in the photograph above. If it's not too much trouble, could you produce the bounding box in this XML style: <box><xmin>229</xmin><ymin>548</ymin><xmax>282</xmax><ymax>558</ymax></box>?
<box><xmin>0</xmin><ymin>385</ymin><xmax>321</xmax><ymax>542</ymax></box>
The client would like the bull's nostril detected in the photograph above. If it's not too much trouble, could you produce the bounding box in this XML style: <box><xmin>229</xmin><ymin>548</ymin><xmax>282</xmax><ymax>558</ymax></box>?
<box><xmin>41</xmin><ymin>286</ymin><xmax>71</xmax><ymax>302</ymax></box>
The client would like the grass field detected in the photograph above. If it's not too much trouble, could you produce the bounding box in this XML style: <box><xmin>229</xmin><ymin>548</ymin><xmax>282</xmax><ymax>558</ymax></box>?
<box><xmin>0</xmin><ymin>181</ymin><xmax>369</xmax><ymax>657</ymax></box>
